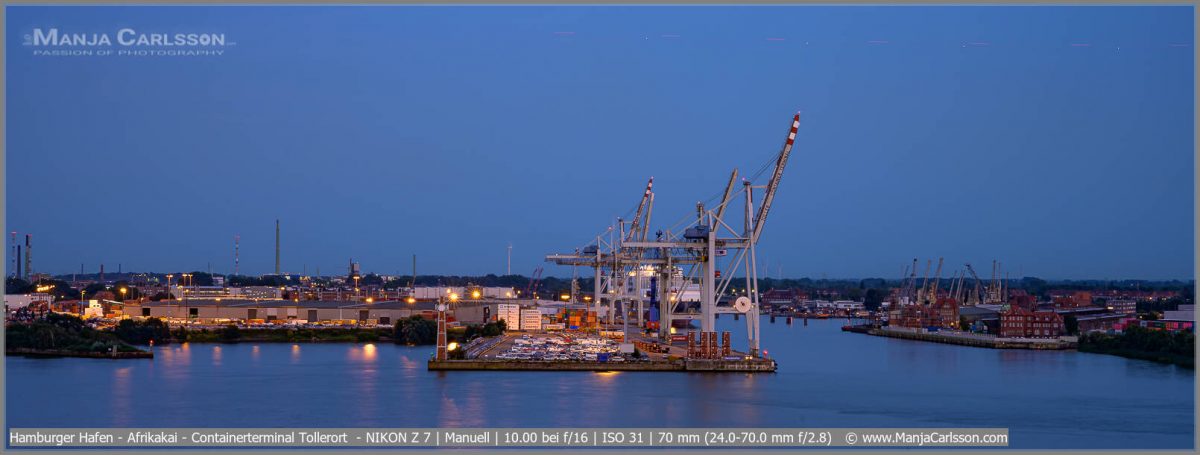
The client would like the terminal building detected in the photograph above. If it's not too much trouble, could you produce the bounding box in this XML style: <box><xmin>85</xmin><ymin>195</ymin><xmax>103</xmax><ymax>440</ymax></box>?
<box><xmin>122</xmin><ymin>299</ymin><xmax>495</xmax><ymax>326</ymax></box>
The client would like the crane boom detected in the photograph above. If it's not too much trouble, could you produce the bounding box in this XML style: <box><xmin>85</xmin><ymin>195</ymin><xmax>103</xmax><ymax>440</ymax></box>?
<box><xmin>714</xmin><ymin>168</ymin><xmax>739</xmax><ymax>227</ymax></box>
<box><xmin>625</xmin><ymin>177</ymin><xmax>654</xmax><ymax>243</ymax></box>
<box><xmin>929</xmin><ymin>257</ymin><xmax>944</xmax><ymax>303</ymax></box>
<box><xmin>641</xmin><ymin>192</ymin><xmax>654</xmax><ymax>242</ymax></box>
<box><xmin>751</xmin><ymin>113</ymin><xmax>801</xmax><ymax>243</ymax></box>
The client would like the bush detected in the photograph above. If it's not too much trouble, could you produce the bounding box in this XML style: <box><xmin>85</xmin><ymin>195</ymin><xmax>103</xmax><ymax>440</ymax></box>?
<box><xmin>394</xmin><ymin>316</ymin><xmax>437</xmax><ymax>345</ymax></box>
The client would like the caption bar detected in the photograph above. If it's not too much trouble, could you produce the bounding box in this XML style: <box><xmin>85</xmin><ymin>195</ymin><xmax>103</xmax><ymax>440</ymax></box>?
<box><xmin>9</xmin><ymin>428</ymin><xmax>1008</xmax><ymax>448</ymax></box>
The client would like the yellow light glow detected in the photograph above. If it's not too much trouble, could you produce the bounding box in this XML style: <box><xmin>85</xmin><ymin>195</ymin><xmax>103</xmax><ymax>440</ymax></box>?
<box><xmin>406</xmin><ymin>297</ymin><xmax>416</xmax><ymax>304</ymax></box>
<box><xmin>669</xmin><ymin>326</ymin><xmax>677</xmax><ymax>335</ymax></box>
<box><xmin>472</xmin><ymin>290</ymin><xmax>481</xmax><ymax>299</ymax></box>
<box><xmin>366</xmin><ymin>297</ymin><xmax>374</xmax><ymax>303</ymax></box>
<box><xmin>447</xmin><ymin>342</ymin><xmax>459</xmax><ymax>351</ymax></box>
<box><xmin>449</xmin><ymin>293</ymin><xmax>459</xmax><ymax>301</ymax></box>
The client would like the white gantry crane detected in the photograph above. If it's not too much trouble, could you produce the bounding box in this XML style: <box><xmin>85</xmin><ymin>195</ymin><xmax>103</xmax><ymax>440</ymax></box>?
<box><xmin>547</xmin><ymin>112</ymin><xmax>802</xmax><ymax>357</ymax></box>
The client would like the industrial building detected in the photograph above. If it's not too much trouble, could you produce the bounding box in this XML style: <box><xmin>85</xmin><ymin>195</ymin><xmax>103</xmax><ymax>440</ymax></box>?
<box><xmin>121</xmin><ymin>299</ymin><xmax>497</xmax><ymax>326</ymax></box>
<box><xmin>496</xmin><ymin>303</ymin><xmax>521</xmax><ymax>329</ymax></box>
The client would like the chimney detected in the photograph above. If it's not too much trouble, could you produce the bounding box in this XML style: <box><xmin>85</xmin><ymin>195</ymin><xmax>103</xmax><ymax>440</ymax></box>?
<box><xmin>275</xmin><ymin>219</ymin><xmax>280</xmax><ymax>275</ymax></box>
<box><xmin>9</xmin><ymin>232</ymin><xmax>15</xmax><ymax>278</ymax></box>
<box><xmin>100</xmin><ymin>264</ymin><xmax>105</xmax><ymax>283</ymax></box>
<box><xmin>24</xmin><ymin>234</ymin><xmax>31</xmax><ymax>280</ymax></box>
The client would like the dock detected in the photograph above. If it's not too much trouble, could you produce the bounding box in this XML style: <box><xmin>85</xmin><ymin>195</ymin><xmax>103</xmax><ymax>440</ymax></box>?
<box><xmin>851</xmin><ymin>325</ymin><xmax>1076</xmax><ymax>350</ymax></box>
<box><xmin>427</xmin><ymin>358</ymin><xmax>777</xmax><ymax>372</ymax></box>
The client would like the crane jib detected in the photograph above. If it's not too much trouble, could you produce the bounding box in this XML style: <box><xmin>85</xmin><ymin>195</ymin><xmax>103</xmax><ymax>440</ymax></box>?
<box><xmin>751</xmin><ymin>113</ymin><xmax>801</xmax><ymax>242</ymax></box>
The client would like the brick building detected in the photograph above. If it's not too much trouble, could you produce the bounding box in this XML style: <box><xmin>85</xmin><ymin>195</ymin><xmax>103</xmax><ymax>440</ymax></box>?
<box><xmin>1053</xmin><ymin>291</ymin><xmax>1093</xmax><ymax>310</ymax></box>
<box><xmin>1000</xmin><ymin>306</ymin><xmax>1064</xmax><ymax>338</ymax></box>
<box><xmin>888</xmin><ymin>298</ymin><xmax>960</xmax><ymax>330</ymax></box>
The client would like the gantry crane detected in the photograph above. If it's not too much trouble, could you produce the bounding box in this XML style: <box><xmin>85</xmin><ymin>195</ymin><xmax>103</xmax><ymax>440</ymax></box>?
<box><xmin>546</xmin><ymin>112</ymin><xmax>802</xmax><ymax>356</ymax></box>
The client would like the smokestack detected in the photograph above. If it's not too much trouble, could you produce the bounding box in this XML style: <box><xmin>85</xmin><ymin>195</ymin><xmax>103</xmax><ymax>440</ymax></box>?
<box><xmin>9</xmin><ymin>232</ymin><xmax>15</xmax><ymax>278</ymax></box>
<box><xmin>100</xmin><ymin>264</ymin><xmax>105</xmax><ymax>284</ymax></box>
<box><xmin>234</xmin><ymin>235</ymin><xmax>240</xmax><ymax>276</ymax></box>
<box><xmin>24</xmin><ymin>234</ymin><xmax>31</xmax><ymax>280</ymax></box>
<box><xmin>275</xmin><ymin>219</ymin><xmax>280</xmax><ymax>275</ymax></box>
<box><xmin>16</xmin><ymin>246</ymin><xmax>21</xmax><ymax>279</ymax></box>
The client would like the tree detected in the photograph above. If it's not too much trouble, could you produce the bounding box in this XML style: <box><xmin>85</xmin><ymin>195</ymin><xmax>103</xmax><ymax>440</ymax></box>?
<box><xmin>863</xmin><ymin>288</ymin><xmax>885</xmax><ymax>311</ymax></box>
<box><xmin>6</xmin><ymin>277</ymin><xmax>32</xmax><ymax>294</ymax></box>
<box><xmin>1064</xmin><ymin>314</ymin><xmax>1079</xmax><ymax>336</ymax></box>
<box><xmin>393</xmin><ymin>316</ymin><xmax>437</xmax><ymax>345</ymax></box>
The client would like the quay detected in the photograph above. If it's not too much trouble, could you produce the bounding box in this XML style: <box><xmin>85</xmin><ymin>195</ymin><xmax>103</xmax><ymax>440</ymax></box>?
<box><xmin>427</xmin><ymin>358</ymin><xmax>777</xmax><ymax>372</ymax></box>
<box><xmin>849</xmin><ymin>325</ymin><xmax>1077</xmax><ymax>350</ymax></box>
<box><xmin>431</xmin><ymin>332</ymin><xmax>778</xmax><ymax>372</ymax></box>
<box><xmin>6</xmin><ymin>347</ymin><xmax>154</xmax><ymax>359</ymax></box>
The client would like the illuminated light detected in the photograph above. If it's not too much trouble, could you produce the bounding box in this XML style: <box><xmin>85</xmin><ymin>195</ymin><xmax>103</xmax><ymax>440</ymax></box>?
<box><xmin>447</xmin><ymin>342</ymin><xmax>459</xmax><ymax>351</ymax></box>
<box><xmin>669</xmin><ymin>326</ymin><xmax>677</xmax><ymax>335</ymax></box>
<box><xmin>406</xmin><ymin>297</ymin><xmax>416</xmax><ymax>304</ymax></box>
<box><xmin>449</xmin><ymin>293</ymin><xmax>459</xmax><ymax>301</ymax></box>
<box><xmin>366</xmin><ymin>297</ymin><xmax>374</xmax><ymax>303</ymax></box>
<box><xmin>472</xmin><ymin>290</ymin><xmax>481</xmax><ymax>299</ymax></box>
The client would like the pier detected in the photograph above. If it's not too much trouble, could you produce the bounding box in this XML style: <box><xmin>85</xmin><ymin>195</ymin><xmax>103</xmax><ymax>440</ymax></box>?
<box><xmin>851</xmin><ymin>325</ymin><xmax>1076</xmax><ymax>350</ymax></box>
<box><xmin>427</xmin><ymin>358</ymin><xmax>777</xmax><ymax>372</ymax></box>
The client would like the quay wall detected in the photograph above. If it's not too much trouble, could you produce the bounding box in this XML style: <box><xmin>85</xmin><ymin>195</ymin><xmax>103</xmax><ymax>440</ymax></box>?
<box><xmin>428</xmin><ymin>359</ymin><xmax>778</xmax><ymax>372</ymax></box>
<box><xmin>866</xmin><ymin>327</ymin><xmax>1075</xmax><ymax>350</ymax></box>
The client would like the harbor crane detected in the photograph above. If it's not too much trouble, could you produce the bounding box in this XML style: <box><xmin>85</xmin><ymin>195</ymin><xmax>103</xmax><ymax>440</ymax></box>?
<box><xmin>546</xmin><ymin>112</ymin><xmax>802</xmax><ymax>357</ymax></box>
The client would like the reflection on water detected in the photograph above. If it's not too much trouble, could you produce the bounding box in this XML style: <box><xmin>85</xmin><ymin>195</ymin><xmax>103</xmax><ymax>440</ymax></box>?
<box><xmin>5</xmin><ymin>320</ymin><xmax>1194</xmax><ymax>449</ymax></box>
<box><xmin>111</xmin><ymin>367</ymin><xmax>132</xmax><ymax>426</ymax></box>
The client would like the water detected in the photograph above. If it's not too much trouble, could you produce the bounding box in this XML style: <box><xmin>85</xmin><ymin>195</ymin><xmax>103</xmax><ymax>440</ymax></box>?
<box><xmin>6</xmin><ymin>318</ymin><xmax>1193</xmax><ymax>449</ymax></box>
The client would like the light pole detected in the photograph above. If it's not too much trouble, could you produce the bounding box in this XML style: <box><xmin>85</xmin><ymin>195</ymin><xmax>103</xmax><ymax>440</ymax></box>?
<box><xmin>120</xmin><ymin>287</ymin><xmax>127</xmax><ymax>302</ymax></box>
<box><xmin>182</xmin><ymin>274</ymin><xmax>192</xmax><ymax>324</ymax></box>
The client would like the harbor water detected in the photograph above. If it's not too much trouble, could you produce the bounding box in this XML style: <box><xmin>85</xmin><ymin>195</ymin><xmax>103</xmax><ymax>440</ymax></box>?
<box><xmin>6</xmin><ymin>318</ymin><xmax>1193</xmax><ymax>449</ymax></box>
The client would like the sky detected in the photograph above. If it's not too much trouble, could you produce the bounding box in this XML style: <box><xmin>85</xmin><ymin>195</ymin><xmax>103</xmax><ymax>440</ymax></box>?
<box><xmin>5</xmin><ymin>6</ymin><xmax>1194</xmax><ymax>280</ymax></box>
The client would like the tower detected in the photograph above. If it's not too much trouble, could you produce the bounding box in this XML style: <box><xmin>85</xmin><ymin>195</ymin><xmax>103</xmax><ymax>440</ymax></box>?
<box><xmin>234</xmin><ymin>235</ymin><xmax>240</xmax><ymax>276</ymax></box>
<box><xmin>275</xmin><ymin>219</ymin><xmax>281</xmax><ymax>275</ymax></box>
<box><xmin>99</xmin><ymin>264</ymin><xmax>105</xmax><ymax>284</ymax></box>
<box><xmin>23</xmin><ymin>234</ymin><xmax>31</xmax><ymax>280</ymax></box>
<box><xmin>435</xmin><ymin>298</ymin><xmax>449</xmax><ymax>361</ymax></box>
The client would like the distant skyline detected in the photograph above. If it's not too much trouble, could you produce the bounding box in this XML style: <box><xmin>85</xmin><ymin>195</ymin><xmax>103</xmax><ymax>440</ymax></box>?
<box><xmin>5</xmin><ymin>6</ymin><xmax>1195</xmax><ymax>280</ymax></box>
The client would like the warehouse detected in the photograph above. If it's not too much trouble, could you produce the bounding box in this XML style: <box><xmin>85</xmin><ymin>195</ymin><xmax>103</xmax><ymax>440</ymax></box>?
<box><xmin>123</xmin><ymin>300</ymin><xmax>444</xmax><ymax>325</ymax></box>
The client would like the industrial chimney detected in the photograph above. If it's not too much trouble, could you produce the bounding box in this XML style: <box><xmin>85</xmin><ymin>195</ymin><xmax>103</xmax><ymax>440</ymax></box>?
<box><xmin>275</xmin><ymin>219</ymin><xmax>281</xmax><ymax>275</ymax></box>
<box><xmin>24</xmin><ymin>234</ymin><xmax>31</xmax><ymax>280</ymax></box>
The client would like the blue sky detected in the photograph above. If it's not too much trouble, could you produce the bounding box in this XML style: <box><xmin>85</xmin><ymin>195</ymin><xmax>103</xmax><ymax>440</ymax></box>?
<box><xmin>5</xmin><ymin>6</ymin><xmax>1194</xmax><ymax>279</ymax></box>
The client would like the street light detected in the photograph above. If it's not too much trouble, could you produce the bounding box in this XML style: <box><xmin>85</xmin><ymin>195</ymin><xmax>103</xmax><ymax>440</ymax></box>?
<box><xmin>120</xmin><ymin>287</ymin><xmax>127</xmax><ymax>301</ymax></box>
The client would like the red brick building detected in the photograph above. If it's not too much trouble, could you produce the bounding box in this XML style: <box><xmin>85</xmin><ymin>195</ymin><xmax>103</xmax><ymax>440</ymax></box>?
<box><xmin>889</xmin><ymin>298</ymin><xmax>960</xmax><ymax>330</ymax></box>
<box><xmin>1000</xmin><ymin>306</ymin><xmax>1064</xmax><ymax>338</ymax></box>
<box><xmin>1053</xmin><ymin>291</ymin><xmax>1093</xmax><ymax>310</ymax></box>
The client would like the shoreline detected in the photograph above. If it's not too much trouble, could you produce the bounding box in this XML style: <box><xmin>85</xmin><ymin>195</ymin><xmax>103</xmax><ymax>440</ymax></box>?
<box><xmin>845</xmin><ymin>325</ymin><xmax>1077</xmax><ymax>350</ymax></box>
<box><xmin>6</xmin><ymin>347</ymin><xmax>153</xmax><ymax>359</ymax></box>
<box><xmin>428</xmin><ymin>358</ymin><xmax>778</xmax><ymax>372</ymax></box>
